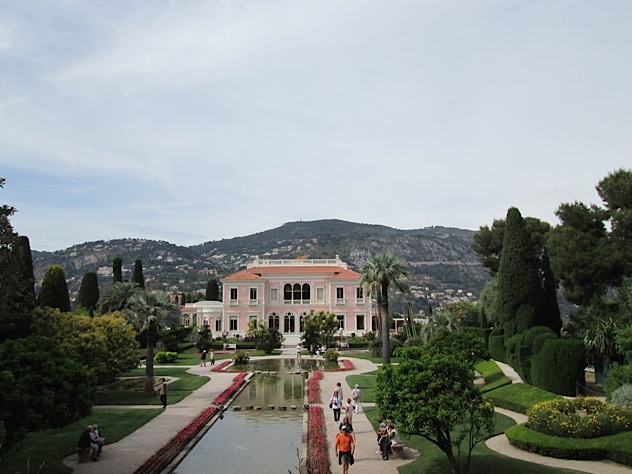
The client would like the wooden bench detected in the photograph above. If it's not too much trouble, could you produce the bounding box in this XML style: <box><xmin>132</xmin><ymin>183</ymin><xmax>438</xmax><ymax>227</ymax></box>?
<box><xmin>223</xmin><ymin>343</ymin><xmax>237</xmax><ymax>350</ymax></box>
<box><xmin>391</xmin><ymin>443</ymin><xmax>405</xmax><ymax>458</ymax></box>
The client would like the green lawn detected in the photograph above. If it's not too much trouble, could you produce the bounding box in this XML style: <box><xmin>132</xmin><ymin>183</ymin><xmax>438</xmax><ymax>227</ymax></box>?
<box><xmin>346</xmin><ymin>370</ymin><xmax>379</xmax><ymax>403</ymax></box>
<box><xmin>95</xmin><ymin>367</ymin><xmax>209</xmax><ymax>405</ymax></box>
<box><xmin>1</xmin><ymin>408</ymin><xmax>162</xmax><ymax>474</ymax></box>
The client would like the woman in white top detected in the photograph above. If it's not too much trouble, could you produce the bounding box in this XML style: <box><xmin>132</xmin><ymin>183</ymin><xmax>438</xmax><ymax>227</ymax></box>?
<box><xmin>330</xmin><ymin>390</ymin><xmax>342</xmax><ymax>422</ymax></box>
<box><xmin>351</xmin><ymin>384</ymin><xmax>362</xmax><ymax>413</ymax></box>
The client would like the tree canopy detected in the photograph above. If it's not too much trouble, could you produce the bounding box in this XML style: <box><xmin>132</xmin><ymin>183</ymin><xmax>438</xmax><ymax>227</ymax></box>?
<box><xmin>376</xmin><ymin>353</ymin><xmax>494</xmax><ymax>474</ymax></box>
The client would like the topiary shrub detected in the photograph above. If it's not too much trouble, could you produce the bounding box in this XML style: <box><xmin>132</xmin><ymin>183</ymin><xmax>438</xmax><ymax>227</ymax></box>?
<box><xmin>611</xmin><ymin>384</ymin><xmax>632</xmax><ymax>408</ymax></box>
<box><xmin>154</xmin><ymin>351</ymin><xmax>178</xmax><ymax>363</ymax></box>
<box><xmin>527</xmin><ymin>397</ymin><xmax>632</xmax><ymax>438</ymax></box>
<box><xmin>531</xmin><ymin>338</ymin><xmax>585</xmax><ymax>396</ymax></box>
<box><xmin>323</xmin><ymin>348</ymin><xmax>339</xmax><ymax>363</ymax></box>
<box><xmin>505</xmin><ymin>333</ymin><xmax>524</xmax><ymax>374</ymax></box>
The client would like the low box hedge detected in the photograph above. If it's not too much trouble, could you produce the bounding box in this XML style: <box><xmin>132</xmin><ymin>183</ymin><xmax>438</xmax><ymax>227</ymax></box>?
<box><xmin>474</xmin><ymin>359</ymin><xmax>513</xmax><ymax>393</ymax></box>
<box><xmin>506</xmin><ymin>423</ymin><xmax>632</xmax><ymax>466</ymax></box>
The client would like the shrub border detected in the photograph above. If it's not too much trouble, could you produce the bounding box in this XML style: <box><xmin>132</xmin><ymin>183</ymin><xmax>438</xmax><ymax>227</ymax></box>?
<box><xmin>506</xmin><ymin>423</ymin><xmax>632</xmax><ymax>466</ymax></box>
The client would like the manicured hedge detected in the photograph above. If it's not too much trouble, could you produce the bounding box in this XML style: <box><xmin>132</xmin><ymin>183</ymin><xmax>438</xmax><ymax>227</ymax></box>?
<box><xmin>531</xmin><ymin>338</ymin><xmax>585</xmax><ymax>396</ymax></box>
<box><xmin>474</xmin><ymin>359</ymin><xmax>512</xmax><ymax>393</ymax></box>
<box><xmin>347</xmin><ymin>341</ymin><xmax>370</xmax><ymax>349</ymax></box>
<box><xmin>506</xmin><ymin>423</ymin><xmax>632</xmax><ymax>466</ymax></box>
<box><xmin>488</xmin><ymin>331</ymin><xmax>506</xmax><ymax>363</ymax></box>
<box><xmin>484</xmin><ymin>383</ymin><xmax>562</xmax><ymax>414</ymax></box>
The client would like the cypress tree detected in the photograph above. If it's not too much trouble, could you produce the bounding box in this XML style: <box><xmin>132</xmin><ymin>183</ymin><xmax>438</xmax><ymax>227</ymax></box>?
<box><xmin>205</xmin><ymin>278</ymin><xmax>220</xmax><ymax>301</ymax></box>
<box><xmin>113</xmin><ymin>257</ymin><xmax>123</xmax><ymax>283</ymax></box>
<box><xmin>38</xmin><ymin>265</ymin><xmax>71</xmax><ymax>312</ymax></box>
<box><xmin>131</xmin><ymin>259</ymin><xmax>145</xmax><ymax>289</ymax></box>
<box><xmin>77</xmin><ymin>272</ymin><xmax>100</xmax><ymax>315</ymax></box>
<box><xmin>495</xmin><ymin>208</ymin><xmax>544</xmax><ymax>338</ymax></box>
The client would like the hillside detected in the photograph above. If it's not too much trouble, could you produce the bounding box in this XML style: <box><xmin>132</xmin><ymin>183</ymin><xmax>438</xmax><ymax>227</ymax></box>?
<box><xmin>32</xmin><ymin>219</ymin><xmax>490</xmax><ymax>313</ymax></box>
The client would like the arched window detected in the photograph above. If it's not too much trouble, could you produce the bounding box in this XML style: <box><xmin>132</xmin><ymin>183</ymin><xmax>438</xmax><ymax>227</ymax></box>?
<box><xmin>284</xmin><ymin>312</ymin><xmax>295</xmax><ymax>333</ymax></box>
<box><xmin>301</xmin><ymin>283</ymin><xmax>310</xmax><ymax>301</ymax></box>
<box><xmin>284</xmin><ymin>284</ymin><xmax>292</xmax><ymax>301</ymax></box>
<box><xmin>269</xmin><ymin>312</ymin><xmax>280</xmax><ymax>330</ymax></box>
<box><xmin>293</xmin><ymin>283</ymin><xmax>301</xmax><ymax>301</ymax></box>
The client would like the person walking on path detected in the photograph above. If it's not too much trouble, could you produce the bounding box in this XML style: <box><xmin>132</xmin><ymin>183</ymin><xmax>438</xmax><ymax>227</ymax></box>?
<box><xmin>200</xmin><ymin>349</ymin><xmax>207</xmax><ymax>367</ymax></box>
<box><xmin>210</xmin><ymin>349</ymin><xmax>215</xmax><ymax>365</ymax></box>
<box><xmin>335</xmin><ymin>425</ymin><xmax>355</xmax><ymax>474</ymax></box>
<box><xmin>159</xmin><ymin>378</ymin><xmax>168</xmax><ymax>408</ymax></box>
<box><xmin>351</xmin><ymin>384</ymin><xmax>362</xmax><ymax>413</ymax></box>
<box><xmin>344</xmin><ymin>398</ymin><xmax>355</xmax><ymax>423</ymax></box>
<box><xmin>336</xmin><ymin>381</ymin><xmax>344</xmax><ymax>401</ymax></box>
<box><xmin>330</xmin><ymin>389</ymin><xmax>342</xmax><ymax>422</ymax></box>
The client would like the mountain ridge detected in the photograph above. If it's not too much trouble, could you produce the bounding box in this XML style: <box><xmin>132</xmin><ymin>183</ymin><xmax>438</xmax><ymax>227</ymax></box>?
<box><xmin>31</xmin><ymin>219</ymin><xmax>490</xmax><ymax>313</ymax></box>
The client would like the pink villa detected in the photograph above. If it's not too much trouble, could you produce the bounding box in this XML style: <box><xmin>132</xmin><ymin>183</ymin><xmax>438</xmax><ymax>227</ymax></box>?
<box><xmin>180</xmin><ymin>257</ymin><xmax>373</xmax><ymax>346</ymax></box>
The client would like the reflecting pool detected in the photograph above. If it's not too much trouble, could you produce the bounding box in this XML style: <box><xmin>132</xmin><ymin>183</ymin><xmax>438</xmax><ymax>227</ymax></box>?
<box><xmin>172</xmin><ymin>360</ymin><xmax>308</xmax><ymax>474</ymax></box>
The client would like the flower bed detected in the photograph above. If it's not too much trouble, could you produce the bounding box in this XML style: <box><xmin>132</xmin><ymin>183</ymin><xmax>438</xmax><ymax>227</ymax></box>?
<box><xmin>307</xmin><ymin>405</ymin><xmax>330</xmax><ymax>474</ymax></box>
<box><xmin>134</xmin><ymin>406</ymin><xmax>219</xmax><ymax>474</ymax></box>
<box><xmin>528</xmin><ymin>396</ymin><xmax>632</xmax><ymax>438</ymax></box>
<box><xmin>135</xmin><ymin>372</ymin><xmax>248</xmax><ymax>473</ymax></box>
<box><xmin>210</xmin><ymin>360</ymin><xmax>232</xmax><ymax>372</ymax></box>
<box><xmin>324</xmin><ymin>359</ymin><xmax>355</xmax><ymax>371</ymax></box>
<box><xmin>308</xmin><ymin>370</ymin><xmax>323</xmax><ymax>403</ymax></box>
<box><xmin>213</xmin><ymin>372</ymin><xmax>248</xmax><ymax>406</ymax></box>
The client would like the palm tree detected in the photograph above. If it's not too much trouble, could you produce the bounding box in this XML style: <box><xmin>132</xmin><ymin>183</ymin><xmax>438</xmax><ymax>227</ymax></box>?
<box><xmin>125</xmin><ymin>290</ymin><xmax>181</xmax><ymax>395</ymax></box>
<box><xmin>97</xmin><ymin>281</ymin><xmax>142</xmax><ymax>314</ymax></box>
<box><xmin>360</xmin><ymin>251</ymin><xmax>409</xmax><ymax>365</ymax></box>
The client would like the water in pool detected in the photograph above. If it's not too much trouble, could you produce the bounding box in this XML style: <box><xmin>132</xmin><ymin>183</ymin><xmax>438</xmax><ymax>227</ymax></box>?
<box><xmin>173</xmin><ymin>361</ymin><xmax>306</xmax><ymax>473</ymax></box>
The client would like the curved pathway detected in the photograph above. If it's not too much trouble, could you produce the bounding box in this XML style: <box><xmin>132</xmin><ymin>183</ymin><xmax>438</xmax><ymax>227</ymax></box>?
<box><xmin>485</xmin><ymin>362</ymin><xmax>632</xmax><ymax>474</ymax></box>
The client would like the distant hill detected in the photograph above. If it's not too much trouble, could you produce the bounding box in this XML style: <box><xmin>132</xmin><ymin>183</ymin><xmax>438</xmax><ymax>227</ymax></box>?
<box><xmin>32</xmin><ymin>219</ymin><xmax>490</xmax><ymax>314</ymax></box>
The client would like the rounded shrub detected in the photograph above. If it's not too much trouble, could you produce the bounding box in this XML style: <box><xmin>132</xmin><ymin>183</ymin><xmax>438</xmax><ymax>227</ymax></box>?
<box><xmin>323</xmin><ymin>348</ymin><xmax>339</xmax><ymax>363</ymax></box>
<box><xmin>527</xmin><ymin>397</ymin><xmax>632</xmax><ymax>438</ymax></box>
<box><xmin>611</xmin><ymin>384</ymin><xmax>632</xmax><ymax>408</ymax></box>
<box><xmin>155</xmin><ymin>351</ymin><xmax>178</xmax><ymax>363</ymax></box>
<box><xmin>232</xmin><ymin>350</ymin><xmax>250</xmax><ymax>363</ymax></box>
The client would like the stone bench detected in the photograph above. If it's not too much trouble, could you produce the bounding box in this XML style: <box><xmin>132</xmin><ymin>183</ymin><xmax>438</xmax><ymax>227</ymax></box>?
<box><xmin>77</xmin><ymin>447</ymin><xmax>92</xmax><ymax>463</ymax></box>
<box><xmin>391</xmin><ymin>443</ymin><xmax>405</xmax><ymax>458</ymax></box>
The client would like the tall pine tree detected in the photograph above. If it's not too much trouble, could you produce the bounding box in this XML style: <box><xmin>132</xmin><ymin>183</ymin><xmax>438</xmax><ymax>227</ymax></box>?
<box><xmin>77</xmin><ymin>272</ymin><xmax>100</xmax><ymax>315</ymax></box>
<box><xmin>0</xmin><ymin>181</ymin><xmax>36</xmax><ymax>340</ymax></box>
<box><xmin>113</xmin><ymin>257</ymin><xmax>123</xmax><ymax>283</ymax></box>
<box><xmin>205</xmin><ymin>278</ymin><xmax>220</xmax><ymax>301</ymax></box>
<box><xmin>38</xmin><ymin>265</ymin><xmax>71</xmax><ymax>313</ymax></box>
<box><xmin>131</xmin><ymin>259</ymin><xmax>145</xmax><ymax>289</ymax></box>
<box><xmin>495</xmin><ymin>208</ymin><xmax>548</xmax><ymax>338</ymax></box>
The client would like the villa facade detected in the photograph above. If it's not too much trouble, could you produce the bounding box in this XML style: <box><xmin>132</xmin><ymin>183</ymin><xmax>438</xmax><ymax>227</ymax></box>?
<box><xmin>180</xmin><ymin>257</ymin><xmax>373</xmax><ymax>346</ymax></box>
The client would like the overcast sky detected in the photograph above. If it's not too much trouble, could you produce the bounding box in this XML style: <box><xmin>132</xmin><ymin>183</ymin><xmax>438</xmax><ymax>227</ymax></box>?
<box><xmin>1</xmin><ymin>1</ymin><xmax>630</xmax><ymax>252</ymax></box>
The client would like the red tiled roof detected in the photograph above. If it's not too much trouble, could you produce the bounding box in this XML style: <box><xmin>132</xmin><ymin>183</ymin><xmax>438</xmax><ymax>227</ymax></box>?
<box><xmin>222</xmin><ymin>266</ymin><xmax>360</xmax><ymax>281</ymax></box>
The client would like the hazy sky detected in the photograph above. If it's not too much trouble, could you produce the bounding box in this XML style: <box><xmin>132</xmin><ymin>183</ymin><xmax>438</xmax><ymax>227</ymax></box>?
<box><xmin>2</xmin><ymin>1</ymin><xmax>630</xmax><ymax>251</ymax></box>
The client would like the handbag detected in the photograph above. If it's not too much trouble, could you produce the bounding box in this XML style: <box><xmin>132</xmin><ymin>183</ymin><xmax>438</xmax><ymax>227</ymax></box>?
<box><xmin>329</xmin><ymin>402</ymin><xmax>333</xmax><ymax>409</ymax></box>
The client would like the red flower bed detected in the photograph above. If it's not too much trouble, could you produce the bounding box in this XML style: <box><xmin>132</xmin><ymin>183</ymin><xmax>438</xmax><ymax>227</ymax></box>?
<box><xmin>308</xmin><ymin>371</ymin><xmax>322</xmax><ymax>403</ymax></box>
<box><xmin>324</xmin><ymin>359</ymin><xmax>355</xmax><ymax>371</ymax></box>
<box><xmin>213</xmin><ymin>372</ymin><xmax>248</xmax><ymax>406</ymax></box>
<box><xmin>210</xmin><ymin>360</ymin><xmax>232</xmax><ymax>372</ymax></box>
<box><xmin>307</xmin><ymin>406</ymin><xmax>330</xmax><ymax>474</ymax></box>
<box><xmin>135</xmin><ymin>372</ymin><xmax>250</xmax><ymax>473</ymax></box>
<box><xmin>134</xmin><ymin>406</ymin><xmax>219</xmax><ymax>474</ymax></box>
